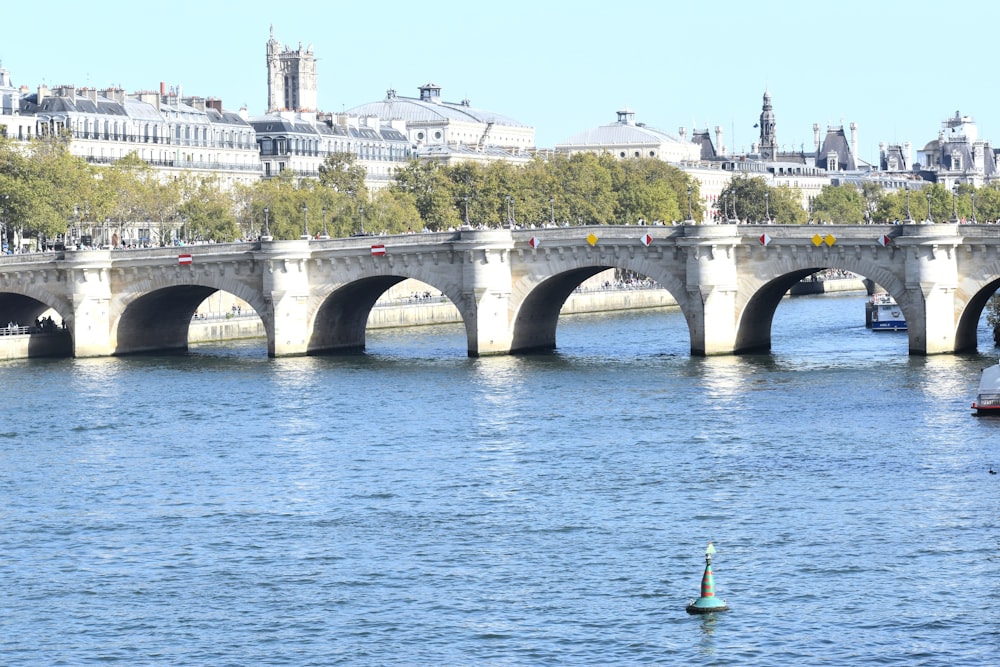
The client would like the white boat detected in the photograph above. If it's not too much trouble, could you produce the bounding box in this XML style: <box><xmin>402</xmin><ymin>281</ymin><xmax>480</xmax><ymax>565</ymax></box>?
<box><xmin>972</xmin><ymin>362</ymin><xmax>1000</xmax><ymax>415</ymax></box>
<box><xmin>867</xmin><ymin>293</ymin><xmax>906</xmax><ymax>331</ymax></box>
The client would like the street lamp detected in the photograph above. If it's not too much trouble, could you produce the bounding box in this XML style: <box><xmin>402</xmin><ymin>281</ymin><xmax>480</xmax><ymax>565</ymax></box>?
<box><xmin>463</xmin><ymin>196</ymin><xmax>469</xmax><ymax>226</ymax></box>
<box><xmin>971</xmin><ymin>191</ymin><xmax>977</xmax><ymax>224</ymax></box>
<box><xmin>301</xmin><ymin>203</ymin><xmax>310</xmax><ymax>239</ymax></box>
<box><xmin>764</xmin><ymin>191</ymin><xmax>770</xmax><ymax>223</ymax></box>
<box><xmin>359</xmin><ymin>206</ymin><xmax>365</xmax><ymax>235</ymax></box>
<box><xmin>550</xmin><ymin>196</ymin><xmax>555</xmax><ymax>226</ymax></box>
<box><xmin>262</xmin><ymin>206</ymin><xmax>271</xmax><ymax>239</ymax></box>
<box><xmin>926</xmin><ymin>190</ymin><xmax>933</xmax><ymax>223</ymax></box>
<box><xmin>320</xmin><ymin>206</ymin><xmax>330</xmax><ymax>239</ymax></box>
<box><xmin>686</xmin><ymin>185</ymin><xmax>693</xmax><ymax>222</ymax></box>
<box><xmin>505</xmin><ymin>195</ymin><xmax>513</xmax><ymax>229</ymax></box>
<box><xmin>905</xmin><ymin>185</ymin><xmax>912</xmax><ymax>223</ymax></box>
<box><xmin>0</xmin><ymin>194</ymin><xmax>8</xmax><ymax>253</ymax></box>
<box><xmin>951</xmin><ymin>185</ymin><xmax>959</xmax><ymax>223</ymax></box>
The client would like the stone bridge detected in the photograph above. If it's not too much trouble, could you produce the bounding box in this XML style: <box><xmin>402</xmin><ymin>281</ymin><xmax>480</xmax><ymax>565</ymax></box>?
<box><xmin>1</xmin><ymin>223</ymin><xmax>999</xmax><ymax>358</ymax></box>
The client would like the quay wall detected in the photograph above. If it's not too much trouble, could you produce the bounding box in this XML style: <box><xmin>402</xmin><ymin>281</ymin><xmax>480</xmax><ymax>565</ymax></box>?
<box><xmin>187</xmin><ymin>287</ymin><xmax>679</xmax><ymax>342</ymax></box>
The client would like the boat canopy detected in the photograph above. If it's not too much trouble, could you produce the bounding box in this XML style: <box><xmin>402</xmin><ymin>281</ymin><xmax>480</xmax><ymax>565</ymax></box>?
<box><xmin>978</xmin><ymin>364</ymin><xmax>1000</xmax><ymax>396</ymax></box>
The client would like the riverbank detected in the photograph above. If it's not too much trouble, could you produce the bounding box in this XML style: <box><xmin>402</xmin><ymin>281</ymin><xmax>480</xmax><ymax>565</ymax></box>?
<box><xmin>187</xmin><ymin>285</ymin><xmax>678</xmax><ymax>343</ymax></box>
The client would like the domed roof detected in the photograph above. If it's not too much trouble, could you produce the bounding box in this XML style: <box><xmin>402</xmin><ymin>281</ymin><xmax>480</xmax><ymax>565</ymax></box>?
<box><xmin>557</xmin><ymin>108</ymin><xmax>687</xmax><ymax>147</ymax></box>
<box><xmin>346</xmin><ymin>83</ymin><xmax>529</xmax><ymax>128</ymax></box>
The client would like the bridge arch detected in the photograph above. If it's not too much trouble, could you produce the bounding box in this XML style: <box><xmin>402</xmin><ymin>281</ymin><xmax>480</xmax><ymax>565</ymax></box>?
<box><xmin>307</xmin><ymin>272</ymin><xmax>466</xmax><ymax>354</ymax></box>
<box><xmin>508</xmin><ymin>255</ymin><xmax>691</xmax><ymax>353</ymax></box>
<box><xmin>955</xmin><ymin>257</ymin><xmax>1000</xmax><ymax>352</ymax></box>
<box><xmin>735</xmin><ymin>254</ymin><xmax>910</xmax><ymax>354</ymax></box>
<box><xmin>111</xmin><ymin>272</ymin><xmax>269</xmax><ymax>355</ymax></box>
<box><xmin>0</xmin><ymin>284</ymin><xmax>73</xmax><ymax>357</ymax></box>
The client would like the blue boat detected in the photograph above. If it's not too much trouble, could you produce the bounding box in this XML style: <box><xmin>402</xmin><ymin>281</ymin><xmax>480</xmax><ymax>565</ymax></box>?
<box><xmin>868</xmin><ymin>293</ymin><xmax>906</xmax><ymax>331</ymax></box>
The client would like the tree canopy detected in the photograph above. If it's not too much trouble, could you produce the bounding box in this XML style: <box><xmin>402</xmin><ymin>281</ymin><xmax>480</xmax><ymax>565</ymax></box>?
<box><xmin>10</xmin><ymin>133</ymin><xmax>1000</xmax><ymax>249</ymax></box>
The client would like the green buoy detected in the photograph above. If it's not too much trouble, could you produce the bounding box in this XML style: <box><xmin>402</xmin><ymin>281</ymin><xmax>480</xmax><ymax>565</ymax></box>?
<box><xmin>686</xmin><ymin>542</ymin><xmax>730</xmax><ymax>614</ymax></box>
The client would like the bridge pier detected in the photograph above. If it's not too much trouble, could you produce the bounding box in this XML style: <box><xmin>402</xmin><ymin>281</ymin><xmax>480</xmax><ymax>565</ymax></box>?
<box><xmin>64</xmin><ymin>250</ymin><xmax>114</xmax><ymax>358</ymax></box>
<box><xmin>456</xmin><ymin>230</ymin><xmax>515</xmax><ymax>356</ymax></box>
<box><xmin>260</xmin><ymin>240</ymin><xmax>312</xmax><ymax>357</ymax></box>
<box><xmin>902</xmin><ymin>225</ymin><xmax>960</xmax><ymax>355</ymax></box>
<box><xmin>682</xmin><ymin>226</ymin><xmax>741</xmax><ymax>355</ymax></box>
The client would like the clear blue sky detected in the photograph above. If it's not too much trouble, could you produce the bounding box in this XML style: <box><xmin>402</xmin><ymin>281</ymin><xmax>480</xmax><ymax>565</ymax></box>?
<box><xmin>2</xmin><ymin>0</ymin><xmax>997</xmax><ymax>166</ymax></box>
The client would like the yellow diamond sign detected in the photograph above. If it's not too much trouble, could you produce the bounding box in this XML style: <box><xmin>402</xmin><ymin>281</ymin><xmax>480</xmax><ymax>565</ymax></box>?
<box><xmin>811</xmin><ymin>234</ymin><xmax>823</xmax><ymax>246</ymax></box>
<box><xmin>824</xmin><ymin>234</ymin><xmax>836</xmax><ymax>246</ymax></box>
<box><xmin>586</xmin><ymin>233</ymin><xmax>599</xmax><ymax>246</ymax></box>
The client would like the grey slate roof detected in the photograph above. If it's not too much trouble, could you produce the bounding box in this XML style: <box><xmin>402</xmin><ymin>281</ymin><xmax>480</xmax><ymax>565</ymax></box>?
<box><xmin>815</xmin><ymin>126</ymin><xmax>856</xmax><ymax>171</ymax></box>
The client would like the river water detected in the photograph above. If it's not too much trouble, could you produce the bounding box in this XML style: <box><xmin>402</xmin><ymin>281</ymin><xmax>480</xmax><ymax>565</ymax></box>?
<box><xmin>2</xmin><ymin>292</ymin><xmax>998</xmax><ymax>665</ymax></box>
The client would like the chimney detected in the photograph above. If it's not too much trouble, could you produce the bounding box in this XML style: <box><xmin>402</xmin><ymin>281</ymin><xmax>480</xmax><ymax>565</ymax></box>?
<box><xmin>37</xmin><ymin>84</ymin><xmax>49</xmax><ymax>103</ymax></box>
<box><xmin>206</xmin><ymin>98</ymin><xmax>222</xmax><ymax>113</ymax></box>
<box><xmin>813</xmin><ymin>123</ymin><xmax>820</xmax><ymax>151</ymax></box>
<box><xmin>160</xmin><ymin>81</ymin><xmax>166</xmax><ymax>96</ymax></box>
<box><xmin>715</xmin><ymin>125</ymin><xmax>724</xmax><ymax>156</ymax></box>
<box><xmin>678</xmin><ymin>127</ymin><xmax>687</xmax><ymax>140</ymax></box>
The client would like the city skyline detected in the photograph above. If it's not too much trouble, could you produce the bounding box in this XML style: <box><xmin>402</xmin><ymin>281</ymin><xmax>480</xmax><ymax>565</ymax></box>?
<box><xmin>3</xmin><ymin>0</ymin><xmax>998</xmax><ymax>164</ymax></box>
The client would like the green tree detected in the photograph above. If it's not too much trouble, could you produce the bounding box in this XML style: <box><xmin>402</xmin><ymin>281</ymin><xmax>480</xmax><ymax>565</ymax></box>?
<box><xmin>613</xmin><ymin>158</ymin><xmax>686</xmax><ymax>224</ymax></box>
<box><xmin>392</xmin><ymin>160</ymin><xmax>461</xmax><ymax>230</ymax></box>
<box><xmin>770</xmin><ymin>185</ymin><xmax>808</xmax><ymax>224</ymax></box>
<box><xmin>811</xmin><ymin>184</ymin><xmax>866</xmax><ymax>223</ymax></box>
<box><xmin>177</xmin><ymin>175</ymin><xmax>239</xmax><ymax>242</ymax></box>
<box><xmin>988</xmin><ymin>293</ymin><xmax>1000</xmax><ymax>347</ymax></box>
<box><xmin>549</xmin><ymin>152</ymin><xmax>616</xmax><ymax>225</ymax></box>
<box><xmin>719</xmin><ymin>175</ymin><xmax>771</xmax><ymax>223</ymax></box>
<box><xmin>319</xmin><ymin>152</ymin><xmax>368</xmax><ymax>201</ymax></box>
<box><xmin>366</xmin><ymin>188</ymin><xmax>422</xmax><ymax>234</ymax></box>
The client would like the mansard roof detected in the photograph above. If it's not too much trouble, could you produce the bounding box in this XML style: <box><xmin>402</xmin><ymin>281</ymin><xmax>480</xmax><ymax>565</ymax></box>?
<box><xmin>207</xmin><ymin>109</ymin><xmax>252</xmax><ymax>127</ymax></box>
<box><xmin>250</xmin><ymin>114</ymin><xmax>410</xmax><ymax>144</ymax></box>
<box><xmin>690</xmin><ymin>129</ymin><xmax>717</xmax><ymax>160</ymax></box>
<box><xmin>815</xmin><ymin>126</ymin><xmax>856</xmax><ymax>171</ymax></box>
<box><xmin>22</xmin><ymin>94</ymin><xmax>128</xmax><ymax>117</ymax></box>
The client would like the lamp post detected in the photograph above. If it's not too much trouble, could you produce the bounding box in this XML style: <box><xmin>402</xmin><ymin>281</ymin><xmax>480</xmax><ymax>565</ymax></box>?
<box><xmin>971</xmin><ymin>191</ymin><xmax>977</xmax><ymax>224</ymax></box>
<box><xmin>463</xmin><ymin>196</ymin><xmax>469</xmax><ymax>226</ymax></box>
<box><xmin>550</xmin><ymin>196</ymin><xmax>555</xmax><ymax>226</ymax></box>
<box><xmin>0</xmin><ymin>194</ymin><xmax>8</xmax><ymax>253</ymax></box>
<box><xmin>686</xmin><ymin>185</ymin><xmax>693</xmax><ymax>222</ymax></box>
<box><xmin>905</xmin><ymin>185</ymin><xmax>912</xmax><ymax>222</ymax></box>
<box><xmin>359</xmin><ymin>206</ymin><xmax>365</xmax><ymax>235</ymax></box>
<box><xmin>262</xmin><ymin>206</ymin><xmax>271</xmax><ymax>239</ymax></box>
<box><xmin>301</xmin><ymin>203</ymin><xmax>310</xmax><ymax>239</ymax></box>
<box><xmin>320</xmin><ymin>206</ymin><xmax>330</xmax><ymax>239</ymax></box>
<box><xmin>505</xmin><ymin>195</ymin><xmax>513</xmax><ymax>229</ymax></box>
<box><xmin>764</xmin><ymin>191</ymin><xmax>770</xmax><ymax>223</ymax></box>
<box><xmin>926</xmin><ymin>190</ymin><xmax>933</xmax><ymax>223</ymax></box>
<box><xmin>951</xmin><ymin>185</ymin><xmax>959</xmax><ymax>223</ymax></box>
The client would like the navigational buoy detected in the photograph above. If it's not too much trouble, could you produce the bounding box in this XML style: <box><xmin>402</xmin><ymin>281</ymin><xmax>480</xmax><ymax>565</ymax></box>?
<box><xmin>685</xmin><ymin>542</ymin><xmax>730</xmax><ymax>614</ymax></box>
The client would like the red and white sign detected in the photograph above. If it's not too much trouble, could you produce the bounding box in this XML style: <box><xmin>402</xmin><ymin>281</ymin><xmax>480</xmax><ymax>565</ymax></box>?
<box><xmin>529</xmin><ymin>236</ymin><xmax>540</xmax><ymax>249</ymax></box>
<box><xmin>640</xmin><ymin>233</ymin><xmax>653</xmax><ymax>247</ymax></box>
<box><xmin>759</xmin><ymin>233</ymin><xmax>772</xmax><ymax>246</ymax></box>
<box><xmin>877</xmin><ymin>234</ymin><xmax>891</xmax><ymax>247</ymax></box>
<box><xmin>371</xmin><ymin>244</ymin><xmax>386</xmax><ymax>256</ymax></box>
<box><xmin>178</xmin><ymin>253</ymin><xmax>192</xmax><ymax>265</ymax></box>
